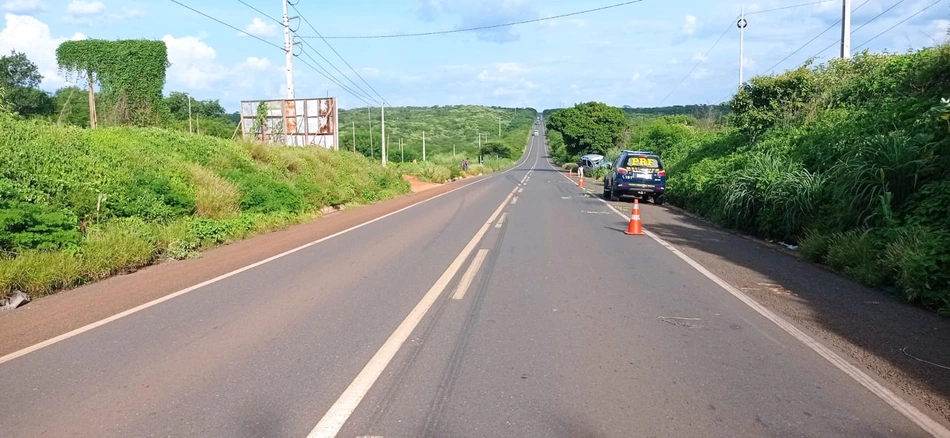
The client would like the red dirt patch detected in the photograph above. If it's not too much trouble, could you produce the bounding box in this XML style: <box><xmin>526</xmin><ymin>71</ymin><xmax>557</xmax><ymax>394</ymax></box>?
<box><xmin>402</xmin><ymin>174</ymin><xmax>441</xmax><ymax>193</ymax></box>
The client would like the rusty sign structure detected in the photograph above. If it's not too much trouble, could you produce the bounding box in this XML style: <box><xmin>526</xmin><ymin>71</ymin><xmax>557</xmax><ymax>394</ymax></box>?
<box><xmin>239</xmin><ymin>97</ymin><xmax>338</xmax><ymax>149</ymax></box>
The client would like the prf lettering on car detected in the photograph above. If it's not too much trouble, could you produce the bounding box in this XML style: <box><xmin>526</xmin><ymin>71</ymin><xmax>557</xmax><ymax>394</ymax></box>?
<box><xmin>626</xmin><ymin>157</ymin><xmax>659</xmax><ymax>169</ymax></box>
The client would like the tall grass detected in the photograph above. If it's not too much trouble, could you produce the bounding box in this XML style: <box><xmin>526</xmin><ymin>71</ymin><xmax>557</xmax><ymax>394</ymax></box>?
<box><xmin>0</xmin><ymin>118</ymin><xmax>411</xmax><ymax>297</ymax></box>
<box><xmin>188</xmin><ymin>164</ymin><xmax>241</xmax><ymax>219</ymax></box>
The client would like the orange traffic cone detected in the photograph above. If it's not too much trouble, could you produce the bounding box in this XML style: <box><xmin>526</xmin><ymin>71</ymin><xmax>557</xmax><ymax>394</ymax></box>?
<box><xmin>568</xmin><ymin>168</ymin><xmax>573</xmax><ymax>178</ymax></box>
<box><xmin>578</xmin><ymin>171</ymin><xmax>585</xmax><ymax>189</ymax></box>
<box><xmin>624</xmin><ymin>200</ymin><xmax>643</xmax><ymax>235</ymax></box>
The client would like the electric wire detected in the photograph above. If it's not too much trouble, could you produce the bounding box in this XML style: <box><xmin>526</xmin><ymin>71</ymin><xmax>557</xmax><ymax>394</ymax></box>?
<box><xmin>298</xmin><ymin>0</ymin><xmax>645</xmax><ymax>39</ymax></box>
<box><xmin>291</xmin><ymin>3</ymin><xmax>388</xmax><ymax>106</ymax></box>
<box><xmin>236</xmin><ymin>0</ymin><xmax>282</xmax><ymax>25</ymax></box>
<box><xmin>658</xmin><ymin>17</ymin><xmax>736</xmax><ymax>105</ymax></box>
<box><xmin>854</xmin><ymin>0</ymin><xmax>942</xmax><ymax>51</ymax></box>
<box><xmin>761</xmin><ymin>0</ymin><xmax>871</xmax><ymax>74</ymax></box>
<box><xmin>169</xmin><ymin>0</ymin><xmax>283</xmax><ymax>50</ymax></box>
<box><xmin>168</xmin><ymin>0</ymin><xmax>376</xmax><ymax>106</ymax></box>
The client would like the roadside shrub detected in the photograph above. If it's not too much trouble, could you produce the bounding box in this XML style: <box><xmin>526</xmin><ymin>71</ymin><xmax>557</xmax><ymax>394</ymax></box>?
<box><xmin>589</xmin><ymin>167</ymin><xmax>609</xmax><ymax>179</ymax></box>
<box><xmin>0</xmin><ymin>250</ymin><xmax>82</xmax><ymax>296</ymax></box>
<box><xmin>187</xmin><ymin>164</ymin><xmax>241</xmax><ymax>219</ymax></box>
<box><xmin>80</xmin><ymin>219</ymin><xmax>155</xmax><ymax>280</ymax></box>
<box><xmin>241</xmin><ymin>140</ymin><xmax>271</xmax><ymax>162</ymax></box>
<box><xmin>417</xmin><ymin>163</ymin><xmax>452</xmax><ymax>183</ymax></box>
<box><xmin>825</xmin><ymin>229</ymin><xmax>887</xmax><ymax>288</ymax></box>
<box><xmin>563</xmin><ymin>163</ymin><xmax>578</xmax><ymax>171</ymax></box>
<box><xmin>884</xmin><ymin>226</ymin><xmax>950</xmax><ymax>314</ymax></box>
<box><xmin>721</xmin><ymin>153</ymin><xmax>823</xmax><ymax>240</ymax></box>
<box><xmin>798</xmin><ymin>230</ymin><xmax>830</xmax><ymax>262</ymax></box>
<box><xmin>0</xmin><ymin>200</ymin><xmax>81</xmax><ymax>252</ymax></box>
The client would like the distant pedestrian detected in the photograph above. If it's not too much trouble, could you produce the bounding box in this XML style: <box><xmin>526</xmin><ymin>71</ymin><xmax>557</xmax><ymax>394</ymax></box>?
<box><xmin>463</xmin><ymin>158</ymin><xmax>469</xmax><ymax>171</ymax></box>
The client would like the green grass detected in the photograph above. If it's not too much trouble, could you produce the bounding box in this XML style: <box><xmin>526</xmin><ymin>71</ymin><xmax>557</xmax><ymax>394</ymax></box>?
<box><xmin>0</xmin><ymin>117</ymin><xmax>411</xmax><ymax>297</ymax></box>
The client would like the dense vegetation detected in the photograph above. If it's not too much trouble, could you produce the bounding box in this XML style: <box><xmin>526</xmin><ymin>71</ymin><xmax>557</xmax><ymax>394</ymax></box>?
<box><xmin>339</xmin><ymin>105</ymin><xmax>537</xmax><ymax>183</ymax></box>
<box><xmin>0</xmin><ymin>115</ymin><xmax>409</xmax><ymax>296</ymax></box>
<box><xmin>546</xmin><ymin>45</ymin><xmax>950</xmax><ymax>315</ymax></box>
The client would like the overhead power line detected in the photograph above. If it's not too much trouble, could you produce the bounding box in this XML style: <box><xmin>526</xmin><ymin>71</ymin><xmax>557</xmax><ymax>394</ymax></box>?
<box><xmin>802</xmin><ymin>0</ymin><xmax>929</xmax><ymax>67</ymax></box>
<box><xmin>746</xmin><ymin>0</ymin><xmax>835</xmax><ymax>16</ymax></box>
<box><xmin>298</xmin><ymin>0</ymin><xmax>645</xmax><ymax>40</ymax></box>
<box><xmin>293</xmin><ymin>36</ymin><xmax>377</xmax><ymax>102</ymax></box>
<box><xmin>236</xmin><ymin>0</ymin><xmax>282</xmax><ymax>25</ymax></box>
<box><xmin>761</xmin><ymin>0</ymin><xmax>871</xmax><ymax>74</ymax></box>
<box><xmin>168</xmin><ymin>0</ymin><xmax>376</xmax><ymax>106</ymax></box>
<box><xmin>169</xmin><ymin>0</ymin><xmax>283</xmax><ymax>50</ymax></box>
<box><xmin>658</xmin><ymin>17</ymin><xmax>736</xmax><ymax>106</ymax></box>
<box><xmin>290</xmin><ymin>3</ymin><xmax>388</xmax><ymax>106</ymax></box>
<box><xmin>296</xmin><ymin>53</ymin><xmax>374</xmax><ymax>106</ymax></box>
<box><xmin>854</xmin><ymin>0</ymin><xmax>943</xmax><ymax>51</ymax></box>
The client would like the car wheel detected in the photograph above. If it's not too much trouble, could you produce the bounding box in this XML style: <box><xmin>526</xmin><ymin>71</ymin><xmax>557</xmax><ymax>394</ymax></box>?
<box><xmin>653</xmin><ymin>194</ymin><xmax>665</xmax><ymax>205</ymax></box>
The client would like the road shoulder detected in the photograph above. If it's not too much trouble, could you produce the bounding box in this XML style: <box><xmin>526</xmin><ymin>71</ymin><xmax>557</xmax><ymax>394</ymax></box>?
<box><xmin>569</xmin><ymin>169</ymin><xmax>950</xmax><ymax>426</ymax></box>
<box><xmin>0</xmin><ymin>176</ymin><xmax>487</xmax><ymax>358</ymax></box>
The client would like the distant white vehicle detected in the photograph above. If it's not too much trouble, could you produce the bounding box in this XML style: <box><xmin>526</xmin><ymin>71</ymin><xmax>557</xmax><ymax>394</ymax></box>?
<box><xmin>533</xmin><ymin>130</ymin><xmax>539</xmax><ymax>136</ymax></box>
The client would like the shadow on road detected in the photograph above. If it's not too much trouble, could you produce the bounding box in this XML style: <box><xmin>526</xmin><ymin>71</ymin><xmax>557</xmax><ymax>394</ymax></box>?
<box><xmin>643</xmin><ymin>203</ymin><xmax>950</xmax><ymax>421</ymax></box>
<box><xmin>562</xmin><ymin>171</ymin><xmax>950</xmax><ymax>421</ymax></box>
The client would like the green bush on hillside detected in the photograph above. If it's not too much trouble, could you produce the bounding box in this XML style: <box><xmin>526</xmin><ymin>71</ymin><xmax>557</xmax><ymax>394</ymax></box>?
<box><xmin>0</xmin><ymin>117</ymin><xmax>411</xmax><ymax>296</ymax></box>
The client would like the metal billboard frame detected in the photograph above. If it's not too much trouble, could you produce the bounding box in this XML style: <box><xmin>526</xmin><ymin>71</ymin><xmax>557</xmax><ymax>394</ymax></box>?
<box><xmin>239</xmin><ymin>97</ymin><xmax>339</xmax><ymax>149</ymax></box>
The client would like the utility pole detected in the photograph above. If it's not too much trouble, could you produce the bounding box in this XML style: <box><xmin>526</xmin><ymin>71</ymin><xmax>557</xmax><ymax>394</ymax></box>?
<box><xmin>422</xmin><ymin>131</ymin><xmax>426</xmax><ymax>161</ymax></box>
<box><xmin>400</xmin><ymin>138</ymin><xmax>404</xmax><ymax>162</ymax></box>
<box><xmin>738</xmin><ymin>7</ymin><xmax>747</xmax><ymax>91</ymax></box>
<box><xmin>840</xmin><ymin>0</ymin><xmax>851</xmax><ymax>59</ymax></box>
<box><xmin>381</xmin><ymin>105</ymin><xmax>386</xmax><ymax>166</ymax></box>
<box><xmin>498</xmin><ymin>117</ymin><xmax>502</xmax><ymax>136</ymax></box>
<box><xmin>187</xmin><ymin>95</ymin><xmax>192</xmax><ymax>133</ymax></box>
<box><xmin>368</xmin><ymin>106</ymin><xmax>374</xmax><ymax>158</ymax></box>
<box><xmin>282</xmin><ymin>0</ymin><xmax>294</xmax><ymax>100</ymax></box>
<box><xmin>352</xmin><ymin>120</ymin><xmax>356</xmax><ymax>152</ymax></box>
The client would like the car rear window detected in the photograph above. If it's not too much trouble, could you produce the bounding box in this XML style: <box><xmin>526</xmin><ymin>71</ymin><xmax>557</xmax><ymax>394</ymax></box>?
<box><xmin>621</xmin><ymin>156</ymin><xmax>662</xmax><ymax>170</ymax></box>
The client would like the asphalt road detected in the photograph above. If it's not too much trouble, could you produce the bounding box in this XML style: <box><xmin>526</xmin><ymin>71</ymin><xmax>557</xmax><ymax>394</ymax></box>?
<box><xmin>0</xmin><ymin>127</ymin><xmax>945</xmax><ymax>437</ymax></box>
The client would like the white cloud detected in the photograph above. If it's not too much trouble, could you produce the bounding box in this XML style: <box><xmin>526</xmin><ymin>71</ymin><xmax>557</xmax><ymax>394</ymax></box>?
<box><xmin>242</xmin><ymin>17</ymin><xmax>277</xmax><ymax>37</ymax></box>
<box><xmin>681</xmin><ymin>15</ymin><xmax>697</xmax><ymax>36</ymax></box>
<box><xmin>244</xmin><ymin>56</ymin><xmax>272</xmax><ymax>70</ymax></box>
<box><xmin>0</xmin><ymin>13</ymin><xmax>86</xmax><ymax>87</ymax></box>
<box><xmin>690</xmin><ymin>67</ymin><xmax>709</xmax><ymax>80</ymax></box>
<box><xmin>66</xmin><ymin>0</ymin><xmax>103</xmax><ymax>15</ymax></box>
<box><xmin>741</xmin><ymin>56</ymin><xmax>756</xmax><ymax>70</ymax></box>
<box><xmin>3</xmin><ymin>0</ymin><xmax>46</xmax><ymax>14</ymax></box>
<box><xmin>631</xmin><ymin>72</ymin><xmax>641</xmax><ymax>82</ymax></box>
<box><xmin>162</xmin><ymin>34</ymin><xmax>229</xmax><ymax>90</ymax></box>
<box><xmin>691</xmin><ymin>52</ymin><xmax>707</xmax><ymax>63</ymax></box>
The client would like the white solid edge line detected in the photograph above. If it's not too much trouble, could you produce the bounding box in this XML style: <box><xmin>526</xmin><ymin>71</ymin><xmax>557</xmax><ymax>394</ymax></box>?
<box><xmin>308</xmin><ymin>185</ymin><xmax>516</xmax><ymax>438</ymax></box>
<box><xmin>452</xmin><ymin>249</ymin><xmax>489</xmax><ymax>300</ymax></box>
<box><xmin>548</xmin><ymin>156</ymin><xmax>950</xmax><ymax>438</ymax></box>
<box><xmin>495</xmin><ymin>212</ymin><xmax>507</xmax><ymax>229</ymax></box>
<box><xmin>511</xmin><ymin>196</ymin><xmax>519</xmax><ymax>205</ymax></box>
<box><xmin>0</xmin><ymin>131</ymin><xmax>538</xmax><ymax>368</ymax></box>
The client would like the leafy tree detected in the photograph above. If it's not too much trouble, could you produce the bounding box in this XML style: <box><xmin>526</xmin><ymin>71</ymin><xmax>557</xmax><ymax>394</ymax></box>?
<box><xmin>546</xmin><ymin>102</ymin><xmax>627</xmax><ymax>156</ymax></box>
<box><xmin>53</xmin><ymin>86</ymin><xmax>90</xmax><ymax>127</ymax></box>
<box><xmin>480</xmin><ymin>141</ymin><xmax>511</xmax><ymax>159</ymax></box>
<box><xmin>164</xmin><ymin>91</ymin><xmax>228</xmax><ymax>120</ymax></box>
<box><xmin>0</xmin><ymin>50</ymin><xmax>54</xmax><ymax>117</ymax></box>
<box><xmin>56</xmin><ymin>39</ymin><xmax>170</xmax><ymax>127</ymax></box>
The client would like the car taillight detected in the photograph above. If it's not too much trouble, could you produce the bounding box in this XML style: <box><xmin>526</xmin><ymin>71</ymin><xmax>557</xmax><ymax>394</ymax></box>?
<box><xmin>617</xmin><ymin>168</ymin><xmax>628</xmax><ymax>175</ymax></box>
<box><xmin>658</xmin><ymin>170</ymin><xmax>666</xmax><ymax>177</ymax></box>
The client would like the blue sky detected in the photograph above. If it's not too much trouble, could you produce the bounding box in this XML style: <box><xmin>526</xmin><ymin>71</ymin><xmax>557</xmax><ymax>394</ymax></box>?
<box><xmin>1</xmin><ymin>0</ymin><xmax>947</xmax><ymax>112</ymax></box>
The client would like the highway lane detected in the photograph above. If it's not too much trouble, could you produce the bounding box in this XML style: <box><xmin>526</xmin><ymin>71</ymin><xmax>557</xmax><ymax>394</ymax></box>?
<box><xmin>0</xmin><ymin>126</ymin><xmax>941</xmax><ymax>437</ymax></box>
<box><xmin>330</xmin><ymin>132</ymin><xmax>932</xmax><ymax>437</ymax></box>
<box><xmin>0</xmin><ymin>136</ymin><xmax>537</xmax><ymax>437</ymax></box>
